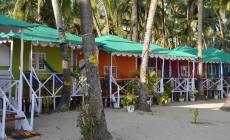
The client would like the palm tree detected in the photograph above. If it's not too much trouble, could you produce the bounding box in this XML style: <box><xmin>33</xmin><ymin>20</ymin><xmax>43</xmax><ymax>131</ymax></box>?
<box><xmin>79</xmin><ymin>0</ymin><xmax>112</xmax><ymax>139</ymax></box>
<box><xmin>130</xmin><ymin>0</ymin><xmax>138</xmax><ymax>41</ymax></box>
<box><xmin>138</xmin><ymin>0</ymin><xmax>158</xmax><ymax>112</ymax></box>
<box><xmin>51</xmin><ymin>0</ymin><xmax>71</xmax><ymax>111</ymax></box>
<box><xmin>197</xmin><ymin>0</ymin><xmax>205</xmax><ymax>99</ymax></box>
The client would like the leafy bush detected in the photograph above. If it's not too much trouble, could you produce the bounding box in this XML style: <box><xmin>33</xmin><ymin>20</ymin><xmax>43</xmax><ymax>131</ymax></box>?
<box><xmin>155</xmin><ymin>93</ymin><xmax>168</xmax><ymax>105</ymax></box>
<box><xmin>189</xmin><ymin>108</ymin><xmax>199</xmax><ymax>124</ymax></box>
<box><xmin>77</xmin><ymin>104</ymin><xmax>96</xmax><ymax>140</ymax></box>
<box><xmin>147</xmin><ymin>71</ymin><xmax>160</xmax><ymax>94</ymax></box>
<box><xmin>121</xmin><ymin>94</ymin><xmax>137</xmax><ymax>106</ymax></box>
<box><xmin>189</xmin><ymin>90</ymin><xmax>198</xmax><ymax>98</ymax></box>
<box><xmin>42</xmin><ymin>97</ymin><xmax>53</xmax><ymax>107</ymax></box>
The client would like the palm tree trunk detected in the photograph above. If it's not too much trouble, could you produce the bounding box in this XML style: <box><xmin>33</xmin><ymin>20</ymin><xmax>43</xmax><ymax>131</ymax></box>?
<box><xmin>79</xmin><ymin>0</ymin><xmax>112</xmax><ymax>139</ymax></box>
<box><xmin>197</xmin><ymin>0</ymin><xmax>205</xmax><ymax>99</ymax></box>
<box><xmin>130</xmin><ymin>0</ymin><xmax>138</xmax><ymax>41</ymax></box>
<box><xmin>161</xmin><ymin>0</ymin><xmax>166</xmax><ymax>48</ymax></box>
<box><xmin>187</xmin><ymin>0</ymin><xmax>192</xmax><ymax>46</ymax></box>
<box><xmin>51</xmin><ymin>0</ymin><xmax>71</xmax><ymax>111</ymax></box>
<box><xmin>138</xmin><ymin>0</ymin><xmax>158</xmax><ymax>112</ymax></box>
<box><xmin>217</xmin><ymin>12</ymin><xmax>225</xmax><ymax>50</ymax></box>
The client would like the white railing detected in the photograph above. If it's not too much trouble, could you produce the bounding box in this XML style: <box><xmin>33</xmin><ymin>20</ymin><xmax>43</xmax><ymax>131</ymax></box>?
<box><xmin>0</xmin><ymin>86</ymin><xmax>32</xmax><ymax>138</ymax></box>
<box><xmin>110</xmin><ymin>77</ymin><xmax>138</xmax><ymax>108</ymax></box>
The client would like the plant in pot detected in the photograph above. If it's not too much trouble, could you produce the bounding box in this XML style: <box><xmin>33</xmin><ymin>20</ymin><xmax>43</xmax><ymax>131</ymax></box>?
<box><xmin>164</xmin><ymin>83</ymin><xmax>172</xmax><ymax>103</ymax></box>
<box><xmin>42</xmin><ymin>97</ymin><xmax>53</xmax><ymax>114</ymax></box>
<box><xmin>179</xmin><ymin>94</ymin><xmax>184</xmax><ymax>102</ymax></box>
<box><xmin>189</xmin><ymin>90</ymin><xmax>198</xmax><ymax>102</ymax></box>
<box><xmin>121</xmin><ymin>94</ymin><xmax>137</xmax><ymax>113</ymax></box>
<box><xmin>155</xmin><ymin>93</ymin><xmax>168</xmax><ymax>105</ymax></box>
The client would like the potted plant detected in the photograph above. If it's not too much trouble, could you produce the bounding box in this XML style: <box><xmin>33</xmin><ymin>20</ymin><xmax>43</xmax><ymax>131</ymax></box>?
<box><xmin>164</xmin><ymin>83</ymin><xmax>172</xmax><ymax>103</ymax></box>
<box><xmin>179</xmin><ymin>94</ymin><xmax>184</xmax><ymax>102</ymax></box>
<box><xmin>42</xmin><ymin>97</ymin><xmax>53</xmax><ymax>114</ymax></box>
<box><xmin>155</xmin><ymin>93</ymin><xmax>168</xmax><ymax>105</ymax></box>
<box><xmin>189</xmin><ymin>90</ymin><xmax>198</xmax><ymax>102</ymax></box>
<box><xmin>121</xmin><ymin>94</ymin><xmax>137</xmax><ymax>113</ymax></box>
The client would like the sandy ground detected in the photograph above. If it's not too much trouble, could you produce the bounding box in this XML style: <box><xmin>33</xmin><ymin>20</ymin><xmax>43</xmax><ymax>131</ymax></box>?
<box><xmin>6</xmin><ymin>100</ymin><xmax>230</xmax><ymax>140</ymax></box>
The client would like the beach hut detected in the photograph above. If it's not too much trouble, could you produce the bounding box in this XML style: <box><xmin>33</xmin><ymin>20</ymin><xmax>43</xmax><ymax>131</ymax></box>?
<box><xmin>0</xmin><ymin>15</ymin><xmax>83</xmax><ymax>138</ymax></box>
<box><xmin>0</xmin><ymin>14</ymin><xmax>37</xmax><ymax>138</ymax></box>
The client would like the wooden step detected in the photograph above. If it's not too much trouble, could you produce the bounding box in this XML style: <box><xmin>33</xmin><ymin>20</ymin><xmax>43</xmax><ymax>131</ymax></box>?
<box><xmin>0</xmin><ymin>111</ymin><xmax>17</xmax><ymax>117</ymax></box>
<box><xmin>0</xmin><ymin>116</ymin><xmax>25</xmax><ymax>122</ymax></box>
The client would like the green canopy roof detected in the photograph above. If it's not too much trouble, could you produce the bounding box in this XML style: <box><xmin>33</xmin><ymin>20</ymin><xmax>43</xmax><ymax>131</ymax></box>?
<box><xmin>0</xmin><ymin>15</ymin><xmax>36</xmax><ymax>28</ymax></box>
<box><xmin>167</xmin><ymin>45</ymin><xmax>230</xmax><ymax>63</ymax></box>
<box><xmin>1</xmin><ymin>24</ymin><xmax>82</xmax><ymax>45</ymax></box>
<box><xmin>203</xmin><ymin>48</ymin><xmax>230</xmax><ymax>63</ymax></box>
<box><xmin>95</xmin><ymin>35</ymin><xmax>143</xmax><ymax>53</ymax></box>
<box><xmin>95</xmin><ymin>35</ymin><xmax>169</xmax><ymax>55</ymax></box>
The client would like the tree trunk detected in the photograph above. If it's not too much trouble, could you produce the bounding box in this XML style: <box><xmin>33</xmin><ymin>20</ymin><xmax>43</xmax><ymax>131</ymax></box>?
<box><xmin>130</xmin><ymin>0</ymin><xmax>138</xmax><ymax>41</ymax></box>
<box><xmin>197</xmin><ymin>0</ymin><xmax>205</xmax><ymax>100</ymax></box>
<box><xmin>217</xmin><ymin>12</ymin><xmax>225</xmax><ymax>50</ymax></box>
<box><xmin>161</xmin><ymin>0</ymin><xmax>166</xmax><ymax>48</ymax></box>
<box><xmin>187</xmin><ymin>0</ymin><xmax>192</xmax><ymax>46</ymax></box>
<box><xmin>79</xmin><ymin>0</ymin><xmax>112</xmax><ymax>139</ymax></box>
<box><xmin>51</xmin><ymin>0</ymin><xmax>71</xmax><ymax>111</ymax></box>
<box><xmin>138</xmin><ymin>0</ymin><xmax>158</xmax><ymax>112</ymax></box>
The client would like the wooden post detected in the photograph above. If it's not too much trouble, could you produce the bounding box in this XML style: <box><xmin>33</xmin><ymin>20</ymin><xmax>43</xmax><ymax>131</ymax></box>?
<box><xmin>9</xmin><ymin>40</ymin><xmax>14</xmax><ymax>76</ymax></box>
<box><xmin>160</xmin><ymin>58</ymin><xmax>165</xmax><ymax>93</ymax></box>
<box><xmin>29</xmin><ymin>43</ymin><xmax>33</xmax><ymax>100</ymax></box>
<box><xmin>221</xmin><ymin>62</ymin><xmax>224</xmax><ymax>99</ymax></box>
<box><xmin>109</xmin><ymin>53</ymin><xmax>113</xmax><ymax>106</ymax></box>
<box><xmin>192</xmin><ymin>60</ymin><xmax>195</xmax><ymax>90</ymax></box>
<box><xmin>18</xmin><ymin>29</ymin><xmax>24</xmax><ymax>111</ymax></box>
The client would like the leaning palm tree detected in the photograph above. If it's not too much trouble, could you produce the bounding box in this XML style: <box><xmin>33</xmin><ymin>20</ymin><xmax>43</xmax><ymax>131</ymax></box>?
<box><xmin>51</xmin><ymin>0</ymin><xmax>71</xmax><ymax>111</ymax></box>
<box><xmin>197</xmin><ymin>0</ymin><xmax>205</xmax><ymax>99</ymax></box>
<box><xmin>130</xmin><ymin>0</ymin><xmax>138</xmax><ymax>41</ymax></box>
<box><xmin>138</xmin><ymin>0</ymin><xmax>158</xmax><ymax>111</ymax></box>
<box><xmin>79</xmin><ymin>0</ymin><xmax>112</xmax><ymax>139</ymax></box>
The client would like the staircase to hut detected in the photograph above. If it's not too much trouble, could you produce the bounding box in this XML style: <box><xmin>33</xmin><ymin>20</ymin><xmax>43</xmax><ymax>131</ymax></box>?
<box><xmin>0</xmin><ymin>70</ymin><xmax>33</xmax><ymax>138</ymax></box>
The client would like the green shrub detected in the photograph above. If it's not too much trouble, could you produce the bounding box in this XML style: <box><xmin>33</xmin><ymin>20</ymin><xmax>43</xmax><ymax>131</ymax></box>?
<box><xmin>155</xmin><ymin>93</ymin><xmax>168</xmax><ymax>105</ymax></box>
<box><xmin>77</xmin><ymin>104</ymin><xmax>96</xmax><ymax>140</ymax></box>
<box><xmin>121</xmin><ymin>94</ymin><xmax>137</xmax><ymax>106</ymax></box>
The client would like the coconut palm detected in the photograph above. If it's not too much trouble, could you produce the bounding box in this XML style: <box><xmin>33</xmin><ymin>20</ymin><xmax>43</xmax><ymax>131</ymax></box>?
<box><xmin>197</xmin><ymin>0</ymin><xmax>205</xmax><ymax>99</ymax></box>
<box><xmin>51</xmin><ymin>0</ymin><xmax>71</xmax><ymax>111</ymax></box>
<box><xmin>79</xmin><ymin>0</ymin><xmax>112</xmax><ymax>139</ymax></box>
<box><xmin>130</xmin><ymin>0</ymin><xmax>138</xmax><ymax>41</ymax></box>
<box><xmin>138</xmin><ymin>0</ymin><xmax>158</xmax><ymax>112</ymax></box>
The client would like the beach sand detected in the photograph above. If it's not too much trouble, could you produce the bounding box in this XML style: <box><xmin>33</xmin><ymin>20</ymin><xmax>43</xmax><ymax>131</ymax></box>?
<box><xmin>6</xmin><ymin>100</ymin><xmax>230</xmax><ymax>140</ymax></box>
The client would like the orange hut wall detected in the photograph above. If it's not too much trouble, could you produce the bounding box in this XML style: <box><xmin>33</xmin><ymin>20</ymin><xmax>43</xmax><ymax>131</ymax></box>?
<box><xmin>76</xmin><ymin>50</ymin><xmax>137</xmax><ymax>78</ymax></box>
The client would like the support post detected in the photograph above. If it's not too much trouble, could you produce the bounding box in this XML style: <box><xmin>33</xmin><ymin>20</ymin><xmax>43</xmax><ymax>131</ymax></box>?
<box><xmin>9</xmin><ymin>40</ymin><xmax>14</xmax><ymax>76</ymax></box>
<box><xmin>221</xmin><ymin>62</ymin><xmax>224</xmax><ymax>99</ymax></box>
<box><xmin>160</xmin><ymin>58</ymin><xmax>165</xmax><ymax>93</ymax></box>
<box><xmin>18</xmin><ymin>29</ymin><xmax>24</xmax><ymax>111</ymax></box>
<box><xmin>109</xmin><ymin>53</ymin><xmax>113</xmax><ymax>107</ymax></box>
<box><xmin>192</xmin><ymin>60</ymin><xmax>195</xmax><ymax>90</ymax></box>
<box><xmin>29</xmin><ymin>43</ymin><xmax>33</xmax><ymax>100</ymax></box>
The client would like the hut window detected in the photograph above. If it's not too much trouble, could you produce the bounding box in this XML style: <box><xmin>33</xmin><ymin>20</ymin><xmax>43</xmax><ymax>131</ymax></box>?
<box><xmin>32</xmin><ymin>52</ymin><xmax>46</xmax><ymax>71</ymax></box>
<box><xmin>181</xmin><ymin>66</ymin><xmax>188</xmax><ymax>77</ymax></box>
<box><xmin>207</xmin><ymin>64</ymin><xmax>216</xmax><ymax>76</ymax></box>
<box><xmin>104</xmin><ymin>66</ymin><xmax>117</xmax><ymax>78</ymax></box>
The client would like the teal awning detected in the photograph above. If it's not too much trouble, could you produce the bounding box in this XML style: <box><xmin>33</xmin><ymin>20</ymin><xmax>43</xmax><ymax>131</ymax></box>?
<box><xmin>95</xmin><ymin>35</ymin><xmax>169</xmax><ymax>55</ymax></box>
<box><xmin>0</xmin><ymin>24</ymin><xmax>82</xmax><ymax>45</ymax></box>
<box><xmin>0</xmin><ymin>15</ymin><xmax>36</xmax><ymax>28</ymax></box>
